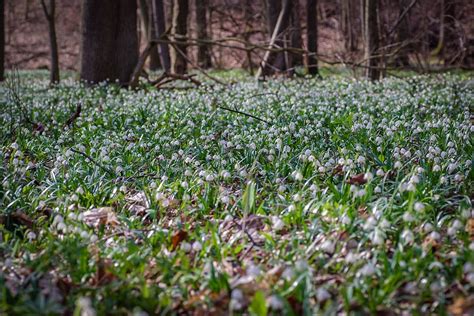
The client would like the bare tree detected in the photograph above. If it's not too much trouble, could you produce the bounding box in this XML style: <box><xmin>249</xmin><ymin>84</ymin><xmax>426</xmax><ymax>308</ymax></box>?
<box><xmin>196</xmin><ymin>0</ymin><xmax>212</xmax><ymax>68</ymax></box>
<box><xmin>0</xmin><ymin>0</ymin><xmax>4</xmax><ymax>81</ymax></box>
<box><xmin>139</xmin><ymin>0</ymin><xmax>161</xmax><ymax>70</ymax></box>
<box><xmin>363</xmin><ymin>0</ymin><xmax>380</xmax><ymax>80</ymax></box>
<box><xmin>151</xmin><ymin>0</ymin><xmax>171</xmax><ymax>72</ymax></box>
<box><xmin>80</xmin><ymin>0</ymin><xmax>138</xmax><ymax>85</ymax></box>
<box><xmin>40</xmin><ymin>0</ymin><xmax>59</xmax><ymax>84</ymax></box>
<box><xmin>306</xmin><ymin>0</ymin><xmax>318</xmax><ymax>76</ymax></box>
<box><xmin>170</xmin><ymin>0</ymin><xmax>189</xmax><ymax>74</ymax></box>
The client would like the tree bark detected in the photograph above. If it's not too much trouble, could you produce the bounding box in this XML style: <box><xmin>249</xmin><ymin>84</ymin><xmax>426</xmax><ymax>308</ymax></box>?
<box><xmin>306</xmin><ymin>0</ymin><xmax>318</xmax><ymax>76</ymax></box>
<box><xmin>290</xmin><ymin>0</ymin><xmax>303</xmax><ymax>66</ymax></box>
<box><xmin>40</xmin><ymin>0</ymin><xmax>59</xmax><ymax>84</ymax></box>
<box><xmin>341</xmin><ymin>0</ymin><xmax>356</xmax><ymax>52</ymax></box>
<box><xmin>364</xmin><ymin>0</ymin><xmax>380</xmax><ymax>80</ymax></box>
<box><xmin>170</xmin><ymin>0</ymin><xmax>188</xmax><ymax>74</ymax></box>
<box><xmin>395</xmin><ymin>0</ymin><xmax>411</xmax><ymax>66</ymax></box>
<box><xmin>151</xmin><ymin>0</ymin><xmax>171</xmax><ymax>72</ymax></box>
<box><xmin>433</xmin><ymin>0</ymin><xmax>456</xmax><ymax>63</ymax></box>
<box><xmin>0</xmin><ymin>0</ymin><xmax>4</xmax><ymax>82</ymax></box>
<box><xmin>244</xmin><ymin>0</ymin><xmax>254</xmax><ymax>74</ymax></box>
<box><xmin>196</xmin><ymin>0</ymin><xmax>212</xmax><ymax>68</ymax></box>
<box><xmin>263</xmin><ymin>0</ymin><xmax>291</xmax><ymax>75</ymax></box>
<box><xmin>80</xmin><ymin>0</ymin><xmax>138</xmax><ymax>85</ymax></box>
<box><xmin>139</xmin><ymin>0</ymin><xmax>161</xmax><ymax>70</ymax></box>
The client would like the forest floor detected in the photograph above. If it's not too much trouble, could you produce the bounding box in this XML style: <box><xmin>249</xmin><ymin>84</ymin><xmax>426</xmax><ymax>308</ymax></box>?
<box><xmin>0</xmin><ymin>71</ymin><xmax>473</xmax><ymax>315</ymax></box>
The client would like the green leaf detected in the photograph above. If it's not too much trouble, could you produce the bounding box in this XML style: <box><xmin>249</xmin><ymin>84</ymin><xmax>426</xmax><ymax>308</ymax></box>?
<box><xmin>249</xmin><ymin>290</ymin><xmax>267</xmax><ymax>316</ymax></box>
<box><xmin>242</xmin><ymin>180</ymin><xmax>256</xmax><ymax>214</ymax></box>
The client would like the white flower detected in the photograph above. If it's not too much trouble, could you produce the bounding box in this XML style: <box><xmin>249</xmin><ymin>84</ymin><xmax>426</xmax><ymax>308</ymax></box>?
<box><xmin>292</xmin><ymin>171</ymin><xmax>303</xmax><ymax>181</ymax></box>
<box><xmin>370</xmin><ymin>228</ymin><xmax>385</xmax><ymax>245</ymax></box>
<box><xmin>320</xmin><ymin>240</ymin><xmax>335</xmax><ymax>254</ymax></box>
<box><xmin>26</xmin><ymin>231</ymin><xmax>36</xmax><ymax>241</ymax></box>
<box><xmin>192</xmin><ymin>241</ymin><xmax>202</xmax><ymax>252</ymax></box>
<box><xmin>271</xmin><ymin>216</ymin><xmax>285</xmax><ymax>231</ymax></box>
<box><xmin>316</xmin><ymin>288</ymin><xmax>331</xmax><ymax>302</ymax></box>
<box><xmin>230</xmin><ymin>289</ymin><xmax>244</xmax><ymax>311</ymax></box>
<box><xmin>221</xmin><ymin>195</ymin><xmax>230</xmax><ymax>204</ymax></box>
<box><xmin>401</xmin><ymin>229</ymin><xmax>414</xmax><ymax>244</ymax></box>
<box><xmin>359</xmin><ymin>262</ymin><xmax>376</xmax><ymax>277</ymax></box>
<box><xmin>180</xmin><ymin>242</ymin><xmax>192</xmax><ymax>252</ymax></box>
<box><xmin>414</xmin><ymin>202</ymin><xmax>425</xmax><ymax>212</ymax></box>
<box><xmin>267</xmin><ymin>295</ymin><xmax>284</xmax><ymax>310</ymax></box>
<box><xmin>403</xmin><ymin>212</ymin><xmax>415</xmax><ymax>222</ymax></box>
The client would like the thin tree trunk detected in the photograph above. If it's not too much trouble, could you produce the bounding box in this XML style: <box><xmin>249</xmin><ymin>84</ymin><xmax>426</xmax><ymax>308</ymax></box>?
<box><xmin>290</xmin><ymin>0</ymin><xmax>303</xmax><ymax>66</ymax></box>
<box><xmin>395</xmin><ymin>0</ymin><xmax>411</xmax><ymax>66</ymax></box>
<box><xmin>244</xmin><ymin>0</ymin><xmax>254</xmax><ymax>74</ymax></box>
<box><xmin>0</xmin><ymin>0</ymin><xmax>4</xmax><ymax>81</ymax></box>
<box><xmin>151</xmin><ymin>0</ymin><xmax>171</xmax><ymax>72</ymax></box>
<box><xmin>341</xmin><ymin>0</ymin><xmax>356</xmax><ymax>52</ymax></box>
<box><xmin>170</xmin><ymin>0</ymin><xmax>188</xmax><ymax>74</ymax></box>
<box><xmin>40</xmin><ymin>0</ymin><xmax>59</xmax><ymax>84</ymax></box>
<box><xmin>306</xmin><ymin>0</ymin><xmax>318</xmax><ymax>76</ymax></box>
<box><xmin>196</xmin><ymin>0</ymin><xmax>212</xmax><ymax>68</ymax></box>
<box><xmin>80</xmin><ymin>0</ymin><xmax>138</xmax><ymax>85</ymax></box>
<box><xmin>433</xmin><ymin>0</ymin><xmax>456</xmax><ymax>63</ymax></box>
<box><xmin>263</xmin><ymin>0</ymin><xmax>291</xmax><ymax>75</ymax></box>
<box><xmin>364</xmin><ymin>0</ymin><xmax>380</xmax><ymax>80</ymax></box>
<box><xmin>140</xmin><ymin>0</ymin><xmax>161</xmax><ymax>70</ymax></box>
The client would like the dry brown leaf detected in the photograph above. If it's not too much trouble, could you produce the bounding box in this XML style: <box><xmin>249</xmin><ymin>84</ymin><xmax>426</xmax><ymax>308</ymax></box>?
<box><xmin>448</xmin><ymin>296</ymin><xmax>474</xmax><ymax>316</ymax></box>
<box><xmin>347</xmin><ymin>173</ymin><xmax>367</xmax><ymax>185</ymax></box>
<box><xmin>466</xmin><ymin>218</ymin><xmax>474</xmax><ymax>240</ymax></box>
<box><xmin>171</xmin><ymin>230</ymin><xmax>188</xmax><ymax>250</ymax></box>
<box><xmin>82</xmin><ymin>207</ymin><xmax>119</xmax><ymax>227</ymax></box>
<box><xmin>332</xmin><ymin>164</ymin><xmax>344</xmax><ymax>176</ymax></box>
<box><xmin>92</xmin><ymin>257</ymin><xmax>116</xmax><ymax>286</ymax></box>
<box><xmin>422</xmin><ymin>235</ymin><xmax>440</xmax><ymax>252</ymax></box>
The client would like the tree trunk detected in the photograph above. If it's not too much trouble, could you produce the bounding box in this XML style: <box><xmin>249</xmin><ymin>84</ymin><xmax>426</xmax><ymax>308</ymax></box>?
<box><xmin>80</xmin><ymin>0</ymin><xmax>138</xmax><ymax>85</ymax></box>
<box><xmin>139</xmin><ymin>0</ymin><xmax>161</xmax><ymax>70</ymax></box>
<box><xmin>341</xmin><ymin>0</ymin><xmax>356</xmax><ymax>52</ymax></box>
<box><xmin>263</xmin><ymin>0</ymin><xmax>291</xmax><ymax>75</ymax></box>
<box><xmin>244</xmin><ymin>0</ymin><xmax>254</xmax><ymax>74</ymax></box>
<box><xmin>40</xmin><ymin>0</ymin><xmax>59</xmax><ymax>84</ymax></box>
<box><xmin>290</xmin><ymin>0</ymin><xmax>303</xmax><ymax>66</ymax></box>
<box><xmin>306</xmin><ymin>0</ymin><xmax>318</xmax><ymax>76</ymax></box>
<box><xmin>0</xmin><ymin>0</ymin><xmax>4</xmax><ymax>82</ymax></box>
<box><xmin>433</xmin><ymin>0</ymin><xmax>456</xmax><ymax>63</ymax></box>
<box><xmin>151</xmin><ymin>0</ymin><xmax>171</xmax><ymax>72</ymax></box>
<box><xmin>196</xmin><ymin>0</ymin><xmax>212</xmax><ymax>68</ymax></box>
<box><xmin>364</xmin><ymin>0</ymin><xmax>380</xmax><ymax>80</ymax></box>
<box><xmin>395</xmin><ymin>0</ymin><xmax>410</xmax><ymax>66</ymax></box>
<box><xmin>170</xmin><ymin>0</ymin><xmax>188</xmax><ymax>74</ymax></box>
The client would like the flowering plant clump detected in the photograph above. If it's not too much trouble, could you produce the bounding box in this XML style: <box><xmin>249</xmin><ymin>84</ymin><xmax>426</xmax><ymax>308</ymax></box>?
<box><xmin>0</xmin><ymin>71</ymin><xmax>472</xmax><ymax>315</ymax></box>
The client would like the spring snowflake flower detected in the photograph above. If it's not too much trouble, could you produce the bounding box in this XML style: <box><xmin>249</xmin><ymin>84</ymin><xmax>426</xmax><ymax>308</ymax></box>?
<box><xmin>414</xmin><ymin>202</ymin><xmax>425</xmax><ymax>212</ymax></box>
<box><xmin>401</xmin><ymin>229</ymin><xmax>414</xmax><ymax>244</ymax></box>
<box><xmin>359</xmin><ymin>262</ymin><xmax>376</xmax><ymax>277</ymax></box>
<box><xmin>316</xmin><ymin>288</ymin><xmax>331</xmax><ymax>302</ymax></box>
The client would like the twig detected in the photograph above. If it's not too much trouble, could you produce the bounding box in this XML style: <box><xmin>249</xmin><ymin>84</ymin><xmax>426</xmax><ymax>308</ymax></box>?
<box><xmin>216</xmin><ymin>103</ymin><xmax>270</xmax><ymax>124</ymax></box>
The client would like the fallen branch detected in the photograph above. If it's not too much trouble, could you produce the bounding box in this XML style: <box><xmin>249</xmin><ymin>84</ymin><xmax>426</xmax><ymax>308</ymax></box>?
<box><xmin>213</xmin><ymin>98</ymin><xmax>270</xmax><ymax>124</ymax></box>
